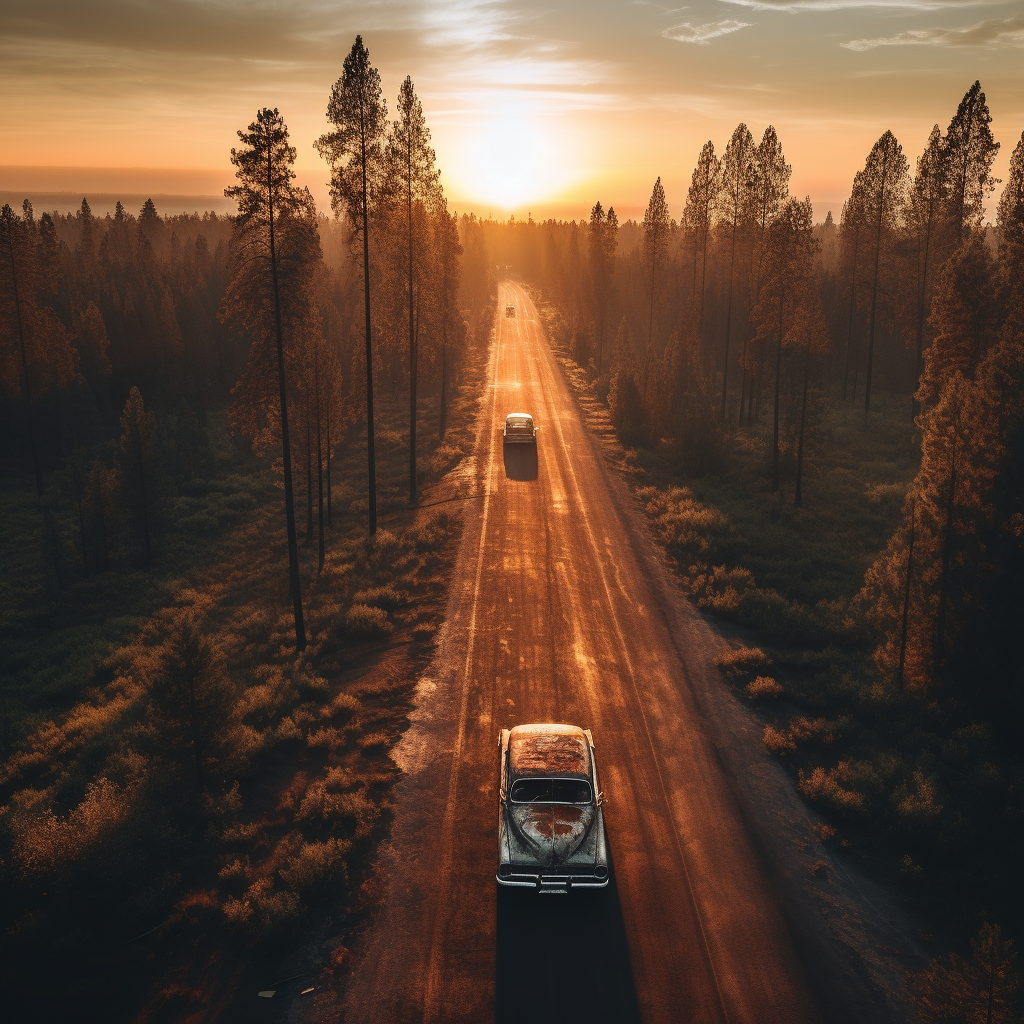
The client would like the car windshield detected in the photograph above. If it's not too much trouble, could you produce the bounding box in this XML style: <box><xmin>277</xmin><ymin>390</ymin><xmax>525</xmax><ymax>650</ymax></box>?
<box><xmin>510</xmin><ymin>778</ymin><xmax>592</xmax><ymax>804</ymax></box>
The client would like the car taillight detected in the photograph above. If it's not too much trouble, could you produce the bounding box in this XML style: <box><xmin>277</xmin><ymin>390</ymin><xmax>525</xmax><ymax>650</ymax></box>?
<box><xmin>498</xmin><ymin>863</ymin><xmax>512</xmax><ymax>878</ymax></box>
<box><xmin>595</xmin><ymin>865</ymin><xmax>608</xmax><ymax>878</ymax></box>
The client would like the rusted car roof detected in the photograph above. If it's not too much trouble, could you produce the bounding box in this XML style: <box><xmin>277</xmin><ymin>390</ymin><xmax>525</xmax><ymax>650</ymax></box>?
<box><xmin>509</xmin><ymin>724</ymin><xmax>590</xmax><ymax>775</ymax></box>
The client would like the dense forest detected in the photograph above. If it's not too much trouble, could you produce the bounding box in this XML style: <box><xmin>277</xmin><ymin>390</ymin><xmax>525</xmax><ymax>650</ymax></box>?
<box><xmin>2</xmin><ymin>36</ymin><xmax>1024</xmax><ymax>1019</ymax></box>
<box><xmin>0</xmin><ymin>37</ymin><xmax>496</xmax><ymax>1019</ymax></box>
<box><xmin>483</xmin><ymin>80</ymin><xmax>1024</xmax><ymax>1016</ymax></box>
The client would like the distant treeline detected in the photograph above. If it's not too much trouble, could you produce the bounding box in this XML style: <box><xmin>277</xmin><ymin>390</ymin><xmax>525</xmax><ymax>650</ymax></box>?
<box><xmin>0</xmin><ymin>160</ymin><xmax>494</xmax><ymax>578</ymax></box>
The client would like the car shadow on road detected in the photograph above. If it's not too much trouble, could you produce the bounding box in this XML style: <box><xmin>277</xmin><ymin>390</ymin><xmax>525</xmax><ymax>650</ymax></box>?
<box><xmin>502</xmin><ymin>443</ymin><xmax>538</xmax><ymax>481</ymax></box>
<box><xmin>494</xmin><ymin>847</ymin><xmax>641</xmax><ymax>1024</ymax></box>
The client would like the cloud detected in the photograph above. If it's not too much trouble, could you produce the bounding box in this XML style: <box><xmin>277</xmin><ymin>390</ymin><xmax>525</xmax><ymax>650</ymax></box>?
<box><xmin>662</xmin><ymin>19</ymin><xmax>751</xmax><ymax>43</ymax></box>
<box><xmin>718</xmin><ymin>0</ymin><xmax>994</xmax><ymax>11</ymax></box>
<box><xmin>842</xmin><ymin>15</ymin><xmax>1024</xmax><ymax>48</ymax></box>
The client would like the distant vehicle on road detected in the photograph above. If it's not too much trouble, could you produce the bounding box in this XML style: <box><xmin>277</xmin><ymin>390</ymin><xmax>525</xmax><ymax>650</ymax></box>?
<box><xmin>497</xmin><ymin>724</ymin><xmax>609</xmax><ymax>892</ymax></box>
<box><xmin>505</xmin><ymin>304</ymin><xmax>515</xmax><ymax>317</ymax></box>
<box><xmin>502</xmin><ymin>413</ymin><xmax>536</xmax><ymax>444</ymax></box>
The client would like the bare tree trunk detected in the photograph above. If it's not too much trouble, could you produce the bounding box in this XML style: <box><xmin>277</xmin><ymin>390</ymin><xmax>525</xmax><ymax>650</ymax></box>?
<box><xmin>268</xmin><ymin>145</ymin><xmax>306</xmax><ymax>651</ymax></box>
<box><xmin>897</xmin><ymin>497</ymin><xmax>916</xmax><ymax>688</ymax></box>
<box><xmin>315</xmin><ymin>359</ymin><xmax>325</xmax><ymax>572</ymax></box>
<box><xmin>134</xmin><ymin>434</ymin><xmax>151</xmax><ymax>565</ymax></box>
<box><xmin>794</xmin><ymin>347</ymin><xmax>809</xmax><ymax>506</ymax></box>
<box><xmin>439</xmin><ymin>320</ymin><xmax>448</xmax><ymax>440</ymax></box>
<box><xmin>913</xmin><ymin>213</ymin><xmax>934</xmax><ymax>422</ymax></box>
<box><xmin>771</xmin><ymin>291</ymin><xmax>785</xmax><ymax>491</ymax></box>
<box><xmin>407</xmin><ymin>148</ymin><xmax>417</xmax><ymax>506</ymax></box>
<box><xmin>864</xmin><ymin>156</ymin><xmax>889</xmax><ymax>414</ymax></box>
<box><xmin>647</xmin><ymin>242</ymin><xmax>658</xmax><ymax>349</ymax></box>
<box><xmin>935</xmin><ymin>437</ymin><xmax>957</xmax><ymax>664</ymax></box>
<box><xmin>305</xmin><ymin>393</ymin><xmax>313</xmax><ymax>543</ymax></box>
<box><xmin>325</xmin><ymin>399</ymin><xmax>332</xmax><ymax>527</ymax></box>
<box><xmin>359</xmin><ymin>98</ymin><xmax>377</xmax><ymax>536</ymax></box>
<box><xmin>842</xmin><ymin>223</ymin><xmax>860</xmax><ymax>401</ymax></box>
<box><xmin>721</xmin><ymin>217</ymin><xmax>738</xmax><ymax>420</ymax></box>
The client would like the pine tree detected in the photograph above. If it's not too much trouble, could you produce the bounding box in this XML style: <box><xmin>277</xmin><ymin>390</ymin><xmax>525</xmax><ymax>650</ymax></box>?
<box><xmin>839</xmin><ymin>188</ymin><xmax>867</xmax><ymax>400</ymax></box>
<box><xmin>751</xmin><ymin>197</ymin><xmax>816</xmax><ymax>490</ymax></box>
<box><xmin>997</xmin><ymin>129</ymin><xmax>1024</xmax><ymax>325</ymax></box>
<box><xmin>588</xmin><ymin>201</ymin><xmax>618</xmax><ymax>373</ymax></box>
<box><xmin>152</xmin><ymin>596</ymin><xmax>235</xmax><ymax>788</ymax></box>
<box><xmin>917</xmin><ymin>234</ymin><xmax>1000</xmax><ymax>409</ymax></box>
<box><xmin>784</xmin><ymin>290</ymin><xmax>831</xmax><ymax>505</ymax></box>
<box><xmin>223</xmin><ymin>106</ymin><xmax>312</xmax><ymax>651</ymax></box>
<box><xmin>716</xmin><ymin>124</ymin><xmax>756</xmax><ymax>419</ymax></box>
<box><xmin>744</xmin><ymin>126</ymin><xmax>791</xmax><ymax>424</ymax></box>
<box><xmin>316</xmin><ymin>35</ymin><xmax>389</xmax><ymax>535</ymax></box>
<box><xmin>944</xmin><ymin>81</ymin><xmax>1000</xmax><ymax>240</ymax></box>
<box><xmin>683</xmin><ymin>141</ymin><xmax>721</xmax><ymax>333</ymax></box>
<box><xmin>74</xmin><ymin>301</ymin><xmax>112</xmax><ymax>396</ymax></box>
<box><xmin>850</xmin><ymin>130</ymin><xmax>908</xmax><ymax>413</ymax></box>
<box><xmin>906</xmin><ymin>126</ymin><xmax>949</xmax><ymax>418</ymax></box>
<box><xmin>641</xmin><ymin>177</ymin><xmax>671</xmax><ymax>348</ymax></box>
<box><xmin>609</xmin><ymin>316</ymin><xmax>646</xmax><ymax>442</ymax></box>
<box><xmin>433</xmin><ymin>197</ymin><xmax>463</xmax><ymax>439</ymax></box>
<box><xmin>385</xmin><ymin>76</ymin><xmax>439</xmax><ymax>505</ymax></box>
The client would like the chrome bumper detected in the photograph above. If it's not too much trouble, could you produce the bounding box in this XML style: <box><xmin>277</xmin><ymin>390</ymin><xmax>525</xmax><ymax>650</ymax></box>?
<box><xmin>496</xmin><ymin>871</ymin><xmax>609</xmax><ymax>891</ymax></box>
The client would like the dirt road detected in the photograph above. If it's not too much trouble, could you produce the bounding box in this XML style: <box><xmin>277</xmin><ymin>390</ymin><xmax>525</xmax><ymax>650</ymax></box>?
<box><xmin>338</xmin><ymin>282</ymin><xmax>823</xmax><ymax>1023</ymax></box>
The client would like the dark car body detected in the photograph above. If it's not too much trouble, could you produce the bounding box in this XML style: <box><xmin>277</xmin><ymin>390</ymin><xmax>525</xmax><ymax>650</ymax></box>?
<box><xmin>497</xmin><ymin>724</ymin><xmax>609</xmax><ymax>892</ymax></box>
<box><xmin>502</xmin><ymin>413</ymin><xmax>536</xmax><ymax>444</ymax></box>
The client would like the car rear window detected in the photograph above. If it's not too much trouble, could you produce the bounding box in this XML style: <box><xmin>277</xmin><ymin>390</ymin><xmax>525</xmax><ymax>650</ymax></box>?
<box><xmin>510</xmin><ymin>779</ymin><xmax>593</xmax><ymax>804</ymax></box>
<box><xmin>507</xmin><ymin>417</ymin><xmax>532</xmax><ymax>427</ymax></box>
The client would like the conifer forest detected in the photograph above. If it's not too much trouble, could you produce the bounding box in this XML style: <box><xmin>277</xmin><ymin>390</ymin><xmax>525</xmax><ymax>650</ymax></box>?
<box><xmin>2</xmin><ymin>30</ymin><xmax>1024</xmax><ymax>1023</ymax></box>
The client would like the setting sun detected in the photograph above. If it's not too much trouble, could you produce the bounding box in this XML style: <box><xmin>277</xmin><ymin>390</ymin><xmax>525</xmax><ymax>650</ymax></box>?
<box><xmin>446</xmin><ymin>106</ymin><xmax>580</xmax><ymax>214</ymax></box>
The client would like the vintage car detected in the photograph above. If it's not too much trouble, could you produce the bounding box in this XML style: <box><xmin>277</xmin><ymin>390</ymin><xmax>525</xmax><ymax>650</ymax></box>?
<box><xmin>505</xmin><ymin>304</ymin><xmax>516</xmax><ymax>317</ymax></box>
<box><xmin>502</xmin><ymin>412</ymin><xmax>536</xmax><ymax>444</ymax></box>
<box><xmin>496</xmin><ymin>724</ymin><xmax>609</xmax><ymax>892</ymax></box>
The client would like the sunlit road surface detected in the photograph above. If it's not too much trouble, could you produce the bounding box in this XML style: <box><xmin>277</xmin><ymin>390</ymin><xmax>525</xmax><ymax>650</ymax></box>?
<box><xmin>341</xmin><ymin>283</ymin><xmax>821</xmax><ymax>1023</ymax></box>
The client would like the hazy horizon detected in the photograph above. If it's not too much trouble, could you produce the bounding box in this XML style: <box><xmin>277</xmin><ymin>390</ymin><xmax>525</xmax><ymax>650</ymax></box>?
<box><xmin>3</xmin><ymin>1</ymin><xmax>1021</xmax><ymax>224</ymax></box>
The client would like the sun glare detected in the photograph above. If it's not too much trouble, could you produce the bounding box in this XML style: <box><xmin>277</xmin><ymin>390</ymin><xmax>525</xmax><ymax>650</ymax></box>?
<box><xmin>455</xmin><ymin>109</ymin><xmax>572</xmax><ymax>213</ymax></box>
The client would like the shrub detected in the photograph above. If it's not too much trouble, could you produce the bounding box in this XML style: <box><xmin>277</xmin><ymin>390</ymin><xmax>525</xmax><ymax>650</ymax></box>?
<box><xmin>279</xmin><ymin>838</ymin><xmax>351</xmax><ymax>894</ymax></box>
<box><xmin>762</xmin><ymin>725</ymin><xmax>795</xmax><ymax>754</ymax></box>
<box><xmin>798</xmin><ymin>764</ymin><xmax>867</xmax><ymax>815</ymax></box>
<box><xmin>344</xmin><ymin>604</ymin><xmax>392</xmax><ymax>638</ymax></box>
<box><xmin>717</xmin><ymin>645</ymin><xmax>772</xmax><ymax>681</ymax></box>
<box><xmin>297</xmin><ymin>769</ymin><xmax>379</xmax><ymax>840</ymax></box>
<box><xmin>746</xmin><ymin>676</ymin><xmax>783</xmax><ymax>700</ymax></box>
<box><xmin>222</xmin><ymin>877</ymin><xmax>301</xmax><ymax>937</ymax></box>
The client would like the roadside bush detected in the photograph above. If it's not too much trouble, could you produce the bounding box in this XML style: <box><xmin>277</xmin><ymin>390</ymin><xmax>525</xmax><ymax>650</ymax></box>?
<box><xmin>222</xmin><ymin>876</ymin><xmax>301</xmax><ymax>938</ymax></box>
<box><xmin>279</xmin><ymin>838</ymin><xmax>351</xmax><ymax>894</ymax></box>
<box><xmin>344</xmin><ymin>604</ymin><xmax>393</xmax><ymax>638</ymax></box>
<box><xmin>716</xmin><ymin>645</ymin><xmax>771</xmax><ymax>682</ymax></box>
<box><xmin>746</xmin><ymin>676</ymin><xmax>783</xmax><ymax>700</ymax></box>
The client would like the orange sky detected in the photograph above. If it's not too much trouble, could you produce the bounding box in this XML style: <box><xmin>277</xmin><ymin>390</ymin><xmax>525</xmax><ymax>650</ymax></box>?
<box><xmin>2</xmin><ymin>1</ymin><xmax>1022</xmax><ymax>223</ymax></box>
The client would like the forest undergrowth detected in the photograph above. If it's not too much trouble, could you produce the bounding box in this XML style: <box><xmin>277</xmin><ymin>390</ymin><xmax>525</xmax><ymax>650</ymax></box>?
<box><xmin>0</xmin><ymin>341</ymin><xmax>488</xmax><ymax>1021</ymax></box>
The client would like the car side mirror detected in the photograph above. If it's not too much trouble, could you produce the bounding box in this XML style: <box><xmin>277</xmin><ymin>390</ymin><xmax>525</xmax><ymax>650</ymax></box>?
<box><xmin>597</xmin><ymin>791</ymin><xmax>606</xmax><ymax>807</ymax></box>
